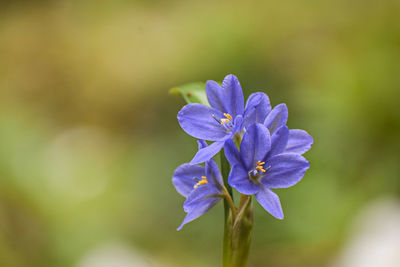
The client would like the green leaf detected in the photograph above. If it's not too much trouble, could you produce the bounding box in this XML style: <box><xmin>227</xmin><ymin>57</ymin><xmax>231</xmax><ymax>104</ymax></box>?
<box><xmin>169</xmin><ymin>82</ymin><xmax>208</xmax><ymax>105</ymax></box>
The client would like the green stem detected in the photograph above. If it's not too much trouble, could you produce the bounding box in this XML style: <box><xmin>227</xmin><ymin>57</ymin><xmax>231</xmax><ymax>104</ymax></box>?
<box><xmin>223</xmin><ymin>188</ymin><xmax>237</xmax><ymax>219</ymax></box>
<box><xmin>230</xmin><ymin>199</ymin><xmax>253</xmax><ymax>267</ymax></box>
<box><xmin>222</xmin><ymin>194</ymin><xmax>254</xmax><ymax>267</ymax></box>
<box><xmin>221</xmin><ymin>134</ymin><xmax>254</xmax><ymax>267</ymax></box>
<box><xmin>220</xmin><ymin>148</ymin><xmax>233</xmax><ymax>201</ymax></box>
<box><xmin>221</xmin><ymin>149</ymin><xmax>233</xmax><ymax>267</ymax></box>
<box><xmin>234</xmin><ymin>195</ymin><xmax>251</xmax><ymax>229</ymax></box>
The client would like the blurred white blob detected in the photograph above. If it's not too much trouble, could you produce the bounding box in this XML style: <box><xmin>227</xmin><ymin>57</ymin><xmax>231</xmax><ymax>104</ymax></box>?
<box><xmin>331</xmin><ymin>197</ymin><xmax>400</xmax><ymax>267</ymax></box>
<box><xmin>77</xmin><ymin>242</ymin><xmax>164</xmax><ymax>267</ymax></box>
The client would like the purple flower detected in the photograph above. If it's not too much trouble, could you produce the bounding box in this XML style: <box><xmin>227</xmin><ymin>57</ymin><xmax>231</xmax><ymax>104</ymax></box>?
<box><xmin>178</xmin><ymin>74</ymin><xmax>271</xmax><ymax>164</ymax></box>
<box><xmin>172</xmin><ymin>140</ymin><xmax>225</xmax><ymax>230</ymax></box>
<box><xmin>224</xmin><ymin>123</ymin><xmax>310</xmax><ymax>219</ymax></box>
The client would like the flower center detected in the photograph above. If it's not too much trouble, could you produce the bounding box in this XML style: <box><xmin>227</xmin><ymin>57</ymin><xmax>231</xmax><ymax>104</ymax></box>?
<box><xmin>249</xmin><ymin>161</ymin><xmax>270</xmax><ymax>183</ymax></box>
<box><xmin>194</xmin><ymin>176</ymin><xmax>208</xmax><ymax>188</ymax></box>
<box><xmin>256</xmin><ymin>161</ymin><xmax>266</xmax><ymax>172</ymax></box>
<box><xmin>220</xmin><ymin>113</ymin><xmax>232</xmax><ymax>125</ymax></box>
<box><xmin>212</xmin><ymin>113</ymin><xmax>234</xmax><ymax>132</ymax></box>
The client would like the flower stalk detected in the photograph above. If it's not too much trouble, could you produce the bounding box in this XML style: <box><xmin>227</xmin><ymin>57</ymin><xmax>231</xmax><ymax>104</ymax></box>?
<box><xmin>230</xmin><ymin>199</ymin><xmax>253</xmax><ymax>267</ymax></box>
<box><xmin>221</xmin><ymin>149</ymin><xmax>235</xmax><ymax>266</ymax></box>
<box><xmin>221</xmin><ymin>149</ymin><xmax>254</xmax><ymax>267</ymax></box>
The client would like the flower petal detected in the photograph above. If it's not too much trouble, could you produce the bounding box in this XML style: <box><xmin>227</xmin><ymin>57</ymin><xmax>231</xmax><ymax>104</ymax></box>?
<box><xmin>197</xmin><ymin>139</ymin><xmax>208</xmax><ymax>150</ymax></box>
<box><xmin>284</xmin><ymin>129</ymin><xmax>314</xmax><ymax>154</ymax></box>
<box><xmin>177</xmin><ymin>198</ymin><xmax>220</xmax><ymax>230</ymax></box>
<box><xmin>255</xmin><ymin>187</ymin><xmax>284</xmax><ymax>219</ymax></box>
<box><xmin>269</xmin><ymin>126</ymin><xmax>289</xmax><ymax>156</ymax></box>
<box><xmin>205</xmin><ymin>159</ymin><xmax>224</xmax><ymax>186</ymax></box>
<box><xmin>228</xmin><ymin>164</ymin><xmax>259</xmax><ymax>195</ymax></box>
<box><xmin>205</xmin><ymin>80</ymin><xmax>226</xmax><ymax>112</ymax></box>
<box><xmin>172</xmin><ymin>163</ymin><xmax>205</xmax><ymax>197</ymax></box>
<box><xmin>261</xmin><ymin>153</ymin><xmax>310</xmax><ymax>189</ymax></box>
<box><xmin>240</xmin><ymin>123</ymin><xmax>271</xmax><ymax>170</ymax></box>
<box><xmin>221</xmin><ymin>74</ymin><xmax>244</xmax><ymax>117</ymax></box>
<box><xmin>178</xmin><ymin>103</ymin><xmax>227</xmax><ymax>141</ymax></box>
<box><xmin>263</xmin><ymin>104</ymin><xmax>288</xmax><ymax>134</ymax></box>
<box><xmin>243</xmin><ymin>92</ymin><xmax>271</xmax><ymax>128</ymax></box>
<box><xmin>184</xmin><ymin>185</ymin><xmax>221</xmax><ymax>212</ymax></box>
<box><xmin>224</xmin><ymin>139</ymin><xmax>242</xmax><ymax>167</ymax></box>
<box><xmin>190</xmin><ymin>140</ymin><xmax>225</xmax><ymax>164</ymax></box>
<box><xmin>231</xmin><ymin>115</ymin><xmax>244</xmax><ymax>135</ymax></box>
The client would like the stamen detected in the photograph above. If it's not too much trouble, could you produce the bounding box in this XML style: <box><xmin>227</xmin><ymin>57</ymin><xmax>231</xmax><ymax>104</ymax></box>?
<box><xmin>255</xmin><ymin>161</ymin><xmax>267</xmax><ymax>173</ymax></box>
<box><xmin>220</xmin><ymin>118</ymin><xmax>230</xmax><ymax>125</ymax></box>
<box><xmin>212</xmin><ymin>114</ymin><xmax>221</xmax><ymax>123</ymax></box>
<box><xmin>250</xmin><ymin>161</ymin><xmax>270</xmax><ymax>183</ymax></box>
<box><xmin>224</xmin><ymin>113</ymin><xmax>232</xmax><ymax>120</ymax></box>
<box><xmin>220</xmin><ymin>113</ymin><xmax>233</xmax><ymax>125</ymax></box>
<box><xmin>256</xmin><ymin>166</ymin><xmax>266</xmax><ymax>172</ymax></box>
<box><xmin>194</xmin><ymin>176</ymin><xmax>208</xmax><ymax>188</ymax></box>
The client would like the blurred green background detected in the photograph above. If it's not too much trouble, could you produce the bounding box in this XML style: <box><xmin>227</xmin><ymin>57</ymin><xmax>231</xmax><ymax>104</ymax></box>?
<box><xmin>0</xmin><ymin>1</ymin><xmax>399</xmax><ymax>266</ymax></box>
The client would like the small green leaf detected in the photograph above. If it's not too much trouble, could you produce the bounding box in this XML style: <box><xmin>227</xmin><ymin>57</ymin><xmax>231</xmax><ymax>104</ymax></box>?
<box><xmin>170</xmin><ymin>82</ymin><xmax>208</xmax><ymax>105</ymax></box>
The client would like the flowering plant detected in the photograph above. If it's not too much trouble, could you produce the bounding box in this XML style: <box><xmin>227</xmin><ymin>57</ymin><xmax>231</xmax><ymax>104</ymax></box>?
<box><xmin>171</xmin><ymin>74</ymin><xmax>313</xmax><ymax>266</ymax></box>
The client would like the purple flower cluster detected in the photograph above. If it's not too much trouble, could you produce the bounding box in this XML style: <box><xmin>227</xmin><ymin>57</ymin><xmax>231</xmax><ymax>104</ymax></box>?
<box><xmin>173</xmin><ymin>74</ymin><xmax>313</xmax><ymax>229</ymax></box>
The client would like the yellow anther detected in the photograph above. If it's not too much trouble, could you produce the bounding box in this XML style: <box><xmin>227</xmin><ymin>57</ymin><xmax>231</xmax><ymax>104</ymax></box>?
<box><xmin>224</xmin><ymin>113</ymin><xmax>233</xmax><ymax>120</ymax></box>
<box><xmin>194</xmin><ymin>176</ymin><xmax>208</xmax><ymax>188</ymax></box>
<box><xmin>256</xmin><ymin>161</ymin><xmax>265</xmax><ymax>166</ymax></box>
<box><xmin>256</xmin><ymin>166</ymin><xmax>266</xmax><ymax>173</ymax></box>
<box><xmin>220</xmin><ymin>118</ymin><xmax>230</xmax><ymax>125</ymax></box>
<box><xmin>220</xmin><ymin>113</ymin><xmax>233</xmax><ymax>124</ymax></box>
